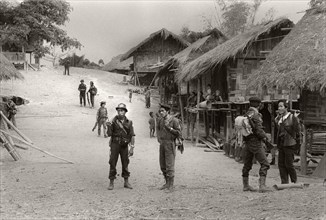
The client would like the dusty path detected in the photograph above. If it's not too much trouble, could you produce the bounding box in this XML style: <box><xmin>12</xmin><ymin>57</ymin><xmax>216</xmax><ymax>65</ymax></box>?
<box><xmin>0</xmin><ymin>67</ymin><xmax>325</xmax><ymax>219</ymax></box>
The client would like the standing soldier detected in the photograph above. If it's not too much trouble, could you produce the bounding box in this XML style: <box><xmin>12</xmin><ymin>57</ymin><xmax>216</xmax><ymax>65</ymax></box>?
<box><xmin>87</xmin><ymin>81</ymin><xmax>97</xmax><ymax>108</ymax></box>
<box><xmin>6</xmin><ymin>99</ymin><xmax>17</xmax><ymax>128</ymax></box>
<box><xmin>156</xmin><ymin>104</ymin><xmax>181</xmax><ymax>191</ymax></box>
<box><xmin>78</xmin><ymin>79</ymin><xmax>87</xmax><ymax>107</ymax></box>
<box><xmin>242</xmin><ymin>97</ymin><xmax>271</xmax><ymax>193</ymax></box>
<box><xmin>63</xmin><ymin>58</ymin><xmax>70</xmax><ymax>75</ymax></box>
<box><xmin>107</xmin><ymin>103</ymin><xmax>135</xmax><ymax>190</ymax></box>
<box><xmin>96</xmin><ymin>101</ymin><xmax>108</xmax><ymax>138</ymax></box>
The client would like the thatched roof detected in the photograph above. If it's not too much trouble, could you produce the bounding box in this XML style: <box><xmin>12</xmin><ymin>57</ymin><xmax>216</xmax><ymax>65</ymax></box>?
<box><xmin>121</xmin><ymin>28</ymin><xmax>190</xmax><ymax>61</ymax></box>
<box><xmin>0</xmin><ymin>53</ymin><xmax>24</xmax><ymax>81</ymax></box>
<box><xmin>247</xmin><ymin>5</ymin><xmax>326</xmax><ymax>91</ymax></box>
<box><xmin>102</xmin><ymin>54</ymin><xmax>133</xmax><ymax>72</ymax></box>
<box><xmin>158</xmin><ymin>28</ymin><xmax>227</xmax><ymax>80</ymax></box>
<box><xmin>179</xmin><ymin>18</ymin><xmax>294</xmax><ymax>82</ymax></box>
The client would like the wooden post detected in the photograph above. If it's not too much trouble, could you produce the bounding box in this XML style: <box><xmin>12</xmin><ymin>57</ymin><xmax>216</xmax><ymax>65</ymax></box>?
<box><xmin>186</xmin><ymin>82</ymin><xmax>190</xmax><ymax>139</ymax></box>
<box><xmin>0</xmin><ymin>118</ymin><xmax>14</xmax><ymax>146</ymax></box>
<box><xmin>289</xmin><ymin>87</ymin><xmax>293</xmax><ymax>110</ymax></box>
<box><xmin>178</xmin><ymin>86</ymin><xmax>184</xmax><ymax>125</ymax></box>
<box><xmin>300</xmin><ymin>125</ymin><xmax>307</xmax><ymax>175</ymax></box>
<box><xmin>226</xmin><ymin>111</ymin><xmax>232</xmax><ymax>142</ymax></box>
<box><xmin>195</xmin><ymin>78</ymin><xmax>201</xmax><ymax>144</ymax></box>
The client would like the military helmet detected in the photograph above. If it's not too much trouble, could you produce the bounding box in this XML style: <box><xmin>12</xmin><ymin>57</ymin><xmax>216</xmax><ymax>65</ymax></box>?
<box><xmin>116</xmin><ymin>103</ymin><xmax>128</xmax><ymax>112</ymax></box>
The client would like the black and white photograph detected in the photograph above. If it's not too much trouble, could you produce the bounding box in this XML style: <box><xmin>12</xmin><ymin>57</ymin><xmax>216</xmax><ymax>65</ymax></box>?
<box><xmin>0</xmin><ymin>0</ymin><xmax>325</xmax><ymax>219</ymax></box>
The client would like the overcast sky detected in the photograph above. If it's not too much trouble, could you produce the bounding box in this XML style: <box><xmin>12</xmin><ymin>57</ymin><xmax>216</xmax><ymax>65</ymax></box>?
<box><xmin>65</xmin><ymin>0</ymin><xmax>310</xmax><ymax>64</ymax></box>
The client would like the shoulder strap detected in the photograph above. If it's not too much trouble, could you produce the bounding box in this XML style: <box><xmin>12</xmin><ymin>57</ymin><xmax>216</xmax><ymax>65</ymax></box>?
<box><xmin>116</xmin><ymin>118</ymin><xmax>129</xmax><ymax>135</ymax></box>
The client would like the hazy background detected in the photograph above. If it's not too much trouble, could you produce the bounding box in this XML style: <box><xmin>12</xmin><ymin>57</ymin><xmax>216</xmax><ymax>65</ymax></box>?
<box><xmin>65</xmin><ymin>0</ymin><xmax>310</xmax><ymax>64</ymax></box>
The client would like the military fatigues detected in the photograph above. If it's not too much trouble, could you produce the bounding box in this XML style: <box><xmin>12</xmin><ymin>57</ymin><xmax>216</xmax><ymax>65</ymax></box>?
<box><xmin>242</xmin><ymin>107</ymin><xmax>270</xmax><ymax>178</ymax></box>
<box><xmin>78</xmin><ymin>83</ymin><xmax>87</xmax><ymax>106</ymax></box>
<box><xmin>157</xmin><ymin>114</ymin><xmax>181</xmax><ymax>178</ymax></box>
<box><xmin>107</xmin><ymin>116</ymin><xmax>135</xmax><ymax>180</ymax></box>
<box><xmin>88</xmin><ymin>86</ymin><xmax>97</xmax><ymax>108</ymax></box>
<box><xmin>96</xmin><ymin>106</ymin><xmax>108</xmax><ymax>136</ymax></box>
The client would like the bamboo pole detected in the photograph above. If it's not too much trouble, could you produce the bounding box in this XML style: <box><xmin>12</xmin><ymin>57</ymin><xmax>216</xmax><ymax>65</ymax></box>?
<box><xmin>186</xmin><ymin>82</ymin><xmax>190</xmax><ymax>139</ymax></box>
<box><xmin>0</xmin><ymin>117</ymin><xmax>15</xmax><ymax>146</ymax></box>
<box><xmin>300</xmin><ymin>125</ymin><xmax>307</xmax><ymax>175</ymax></box>
<box><xmin>195</xmin><ymin>78</ymin><xmax>201</xmax><ymax>144</ymax></box>
<box><xmin>0</xmin><ymin>111</ymin><xmax>33</xmax><ymax>144</ymax></box>
<box><xmin>178</xmin><ymin>86</ymin><xmax>184</xmax><ymax>125</ymax></box>
<box><xmin>0</xmin><ymin>129</ymin><xmax>74</xmax><ymax>164</ymax></box>
<box><xmin>14</xmin><ymin>143</ymin><xmax>28</xmax><ymax>150</ymax></box>
<box><xmin>0</xmin><ymin>133</ymin><xmax>20</xmax><ymax>161</ymax></box>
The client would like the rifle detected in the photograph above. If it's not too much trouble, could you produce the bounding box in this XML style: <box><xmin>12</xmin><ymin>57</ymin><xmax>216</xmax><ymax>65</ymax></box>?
<box><xmin>86</xmin><ymin>92</ymin><xmax>90</xmax><ymax>106</ymax></box>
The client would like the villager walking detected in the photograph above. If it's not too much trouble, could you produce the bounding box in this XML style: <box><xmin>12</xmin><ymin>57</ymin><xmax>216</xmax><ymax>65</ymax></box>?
<box><xmin>242</xmin><ymin>97</ymin><xmax>271</xmax><ymax>193</ymax></box>
<box><xmin>156</xmin><ymin>104</ymin><xmax>182</xmax><ymax>191</ymax></box>
<box><xmin>95</xmin><ymin>101</ymin><xmax>108</xmax><ymax>137</ymax></box>
<box><xmin>63</xmin><ymin>58</ymin><xmax>70</xmax><ymax>75</ymax></box>
<box><xmin>128</xmin><ymin>89</ymin><xmax>132</xmax><ymax>103</ymax></box>
<box><xmin>107</xmin><ymin>103</ymin><xmax>135</xmax><ymax>190</ymax></box>
<box><xmin>78</xmin><ymin>79</ymin><xmax>87</xmax><ymax>107</ymax></box>
<box><xmin>275</xmin><ymin>99</ymin><xmax>301</xmax><ymax>184</ymax></box>
<box><xmin>149</xmin><ymin>112</ymin><xmax>155</xmax><ymax>137</ymax></box>
<box><xmin>87</xmin><ymin>81</ymin><xmax>97</xmax><ymax>108</ymax></box>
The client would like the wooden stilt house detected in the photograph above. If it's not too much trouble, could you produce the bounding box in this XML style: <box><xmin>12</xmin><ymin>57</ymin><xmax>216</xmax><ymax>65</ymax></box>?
<box><xmin>177</xmin><ymin>18</ymin><xmax>294</xmax><ymax>142</ymax></box>
<box><xmin>157</xmin><ymin>28</ymin><xmax>227</xmax><ymax>110</ymax></box>
<box><xmin>102</xmin><ymin>54</ymin><xmax>133</xmax><ymax>75</ymax></box>
<box><xmin>247</xmin><ymin>4</ymin><xmax>326</xmax><ymax>176</ymax></box>
<box><xmin>120</xmin><ymin>28</ymin><xmax>189</xmax><ymax>87</ymax></box>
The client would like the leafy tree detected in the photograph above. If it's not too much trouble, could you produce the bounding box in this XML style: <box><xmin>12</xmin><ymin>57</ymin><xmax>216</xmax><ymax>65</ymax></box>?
<box><xmin>98</xmin><ymin>59</ymin><xmax>104</xmax><ymax>65</ymax></box>
<box><xmin>0</xmin><ymin>0</ymin><xmax>82</xmax><ymax>61</ymax></box>
<box><xmin>83</xmin><ymin>59</ymin><xmax>90</xmax><ymax>66</ymax></box>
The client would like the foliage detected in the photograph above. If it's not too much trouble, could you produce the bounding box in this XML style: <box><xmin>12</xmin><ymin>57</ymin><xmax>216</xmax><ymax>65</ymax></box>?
<box><xmin>180</xmin><ymin>27</ymin><xmax>223</xmax><ymax>43</ymax></box>
<box><xmin>0</xmin><ymin>0</ymin><xmax>82</xmax><ymax>59</ymax></box>
<box><xmin>98</xmin><ymin>59</ymin><xmax>104</xmax><ymax>65</ymax></box>
<box><xmin>83</xmin><ymin>59</ymin><xmax>90</xmax><ymax>66</ymax></box>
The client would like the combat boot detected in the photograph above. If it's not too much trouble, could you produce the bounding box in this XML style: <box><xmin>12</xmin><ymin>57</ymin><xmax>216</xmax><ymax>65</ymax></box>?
<box><xmin>124</xmin><ymin>178</ymin><xmax>133</xmax><ymax>189</ymax></box>
<box><xmin>167</xmin><ymin>177</ymin><xmax>174</xmax><ymax>191</ymax></box>
<box><xmin>259</xmin><ymin>176</ymin><xmax>273</xmax><ymax>193</ymax></box>
<box><xmin>243</xmin><ymin>177</ymin><xmax>256</xmax><ymax>192</ymax></box>
<box><xmin>108</xmin><ymin>179</ymin><xmax>114</xmax><ymax>190</ymax></box>
<box><xmin>159</xmin><ymin>176</ymin><xmax>168</xmax><ymax>190</ymax></box>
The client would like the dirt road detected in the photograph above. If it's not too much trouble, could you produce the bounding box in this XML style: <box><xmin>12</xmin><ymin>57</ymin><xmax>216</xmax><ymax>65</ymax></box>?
<box><xmin>0</xmin><ymin>67</ymin><xmax>325</xmax><ymax>219</ymax></box>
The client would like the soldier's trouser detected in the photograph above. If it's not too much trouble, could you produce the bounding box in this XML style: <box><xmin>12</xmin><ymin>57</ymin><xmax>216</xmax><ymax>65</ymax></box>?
<box><xmin>278</xmin><ymin>146</ymin><xmax>297</xmax><ymax>184</ymax></box>
<box><xmin>242</xmin><ymin>145</ymin><xmax>270</xmax><ymax>178</ymax></box>
<box><xmin>109</xmin><ymin>141</ymin><xmax>130</xmax><ymax>180</ymax></box>
<box><xmin>159</xmin><ymin>141</ymin><xmax>176</xmax><ymax>178</ymax></box>
<box><xmin>79</xmin><ymin>94</ymin><xmax>86</xmax><ymax>106</ymax></box>
<box><xmin>98</xmin><ymin>118</ymin><xmax>107</xmax><ymax>136</ymax></box>
<box><xmin>90</xmin><ymin>95</ymin><xmax>95</xmax><ymax>107</ymax></box>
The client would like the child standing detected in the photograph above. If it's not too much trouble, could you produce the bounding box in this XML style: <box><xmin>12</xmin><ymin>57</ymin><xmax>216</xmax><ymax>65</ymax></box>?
<box><xmin>128</xmin><ymin>89</ymin><xmax>132</xmax><ymax>103</ymax></box>
<box><xmin>148</xmin><ymin>112</ymin><xmax>155</xmax><ymax>137</ymax></box>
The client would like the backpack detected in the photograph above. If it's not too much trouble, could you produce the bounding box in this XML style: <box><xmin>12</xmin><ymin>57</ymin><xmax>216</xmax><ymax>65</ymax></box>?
<box><xmin>234</xmin><ymin>115</ymin><xmax>253</xmax><ymax>137</ymax></box>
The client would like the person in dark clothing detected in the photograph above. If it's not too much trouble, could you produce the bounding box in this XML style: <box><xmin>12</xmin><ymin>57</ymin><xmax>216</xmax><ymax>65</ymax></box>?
<box><xmin>156</xmin><ymin>103</ymin><xmax>182</xmax><ymax>191</ymax></box>
<box><xmin>6</xmin><ymin>99</ymin><xmax>17</xmax><ymax>127</ymax></box>
<box><xmin>149</xmin><ymin>112</ymin><xmax>155</xmax><ymax>137</ymax></box>
<box><xmin>87</xmin><ymin>81</ymin><xmax>97</xmax><ymax>108</ymax></box>
<box><xmin>96</xmin><ymin>101</ymin><xmax>108</xmax><ymax>137</ymax></box>
<box><xmin>64</xmin><ymin>58</ymin><xmax>70</xmax><ymax>75</ymax></box>
<box><xmin>107</xmin><ymin>103</ymin><xmax>135</xmax><ymax>190</ymax></box>
<box><xmin>275</xmin><ymin>99</ymin><xmax>301</xmax><ymax>184</ymax></box>
<box><xmin>145</xmin><ymin>87</ymin><xmax>151</xmax><ymax>108</ymax></box>
<box><xmin>242</xmin><ymin>97</ymin><xmax>271</xmax><ymax>193</ymax></box>
<box><xmin>78</xmin><ymin>79</ymin><xmax>87</xmax><ymax>107</ymax></box>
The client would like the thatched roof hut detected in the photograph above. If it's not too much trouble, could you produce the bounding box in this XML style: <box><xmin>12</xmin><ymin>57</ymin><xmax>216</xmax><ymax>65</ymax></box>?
<box><xmin>0</xmin><ymin>53</ymin><xmax>24</xmax><ymax>81</ymax></box>
<box><xmin>158</xmin><ymin>28</ymin><xmax>227</xmax><ymax>81</ymax></box>
<box><xmin>102</xmin><ymin>54</ymin><xmax>133</xmax><ymax>73</ymax></box>
<box><xmin>247</xmin><ymin>5</ymin><xmax>326</xmax><ymax>91</ymax></box>
<box><xmin>179</xmin><ymin>18</ymin><xmax>294</xmax><ymax>82</ymax></box>
<box><xmin>121</xmin><ymin>28</ymin><xmax>190</xmax><ymax>61</ymax></box>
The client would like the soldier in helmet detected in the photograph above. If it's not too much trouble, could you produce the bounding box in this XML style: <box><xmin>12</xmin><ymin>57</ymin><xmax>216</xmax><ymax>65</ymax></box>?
<box><xmin>107</xmin><ymin>103</ymin><xmax>135</xmax><ymax>190</ymax></box>
<box><xmin>242</xmin><ymin>97</ymin><xmax>271</xmax><ymax>193</ymax></box>
<box><xmin>156</xmin><ymin>103</ymin><xmax>182</xmax><ymax>191</ymax></box>
<box><xmin>78</xmin><ymin>79</ymin><xmax>87</xmax><ymax>107</ymax></box>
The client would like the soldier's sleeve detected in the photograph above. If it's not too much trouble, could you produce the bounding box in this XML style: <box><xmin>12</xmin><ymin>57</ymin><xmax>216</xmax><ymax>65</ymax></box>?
<box><xmin>169</xmin><ymin>118</ymin><xmax>181</xmax><ymax>137</ymax></box>
<box><xmin>251</xmin><ymin>114</ymin><xmax>268</xmax><ymax>140</ymax></box>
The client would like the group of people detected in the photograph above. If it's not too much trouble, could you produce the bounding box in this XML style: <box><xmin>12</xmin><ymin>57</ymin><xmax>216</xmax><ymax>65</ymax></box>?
<box><xmin>100</xmin><ymin>101</ymin><xmax>182</xmax><ymax>191</ymax></box>
<box><xmin>78</xmin><ymin>80</ymin><xmax>98</xmax><ymax>108</ymax></box>
<box><xmin>240</xmin><ymin>97</ymin><xmax>301</xmax><ymax>192</ymax></box>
